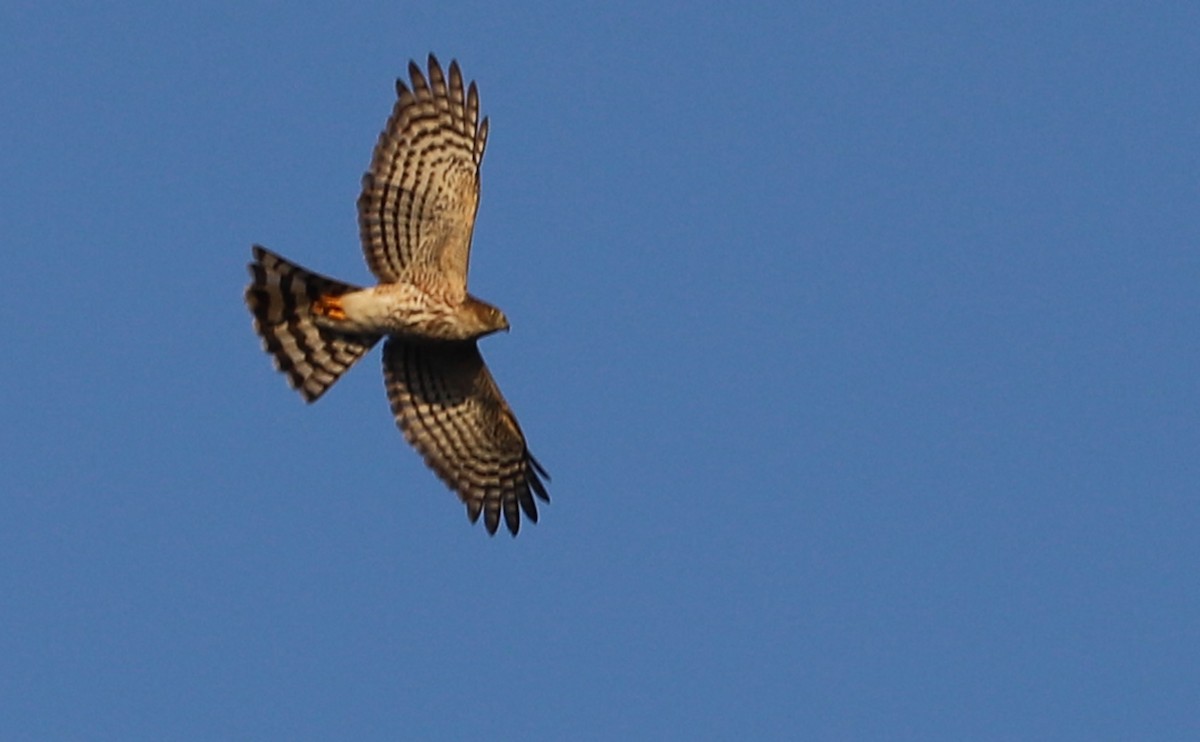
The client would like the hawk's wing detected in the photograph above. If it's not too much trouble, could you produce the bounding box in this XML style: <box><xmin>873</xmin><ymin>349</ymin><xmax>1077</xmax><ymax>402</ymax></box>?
<box><xmin>382</xmin><ymin>338</ymin><xmax>549</xmax><ymax>536</ymax></box>
<box><xmin>358</xmin><ymin>55</ymin><xmax>489</xmax><ymax>300</ymax></box>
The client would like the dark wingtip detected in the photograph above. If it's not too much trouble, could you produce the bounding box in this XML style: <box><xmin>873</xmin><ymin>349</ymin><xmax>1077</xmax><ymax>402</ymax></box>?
<box><xmin>529</xmin><ymin>452</ymin><xmax>551</xmax><ymax>481</ymax></box>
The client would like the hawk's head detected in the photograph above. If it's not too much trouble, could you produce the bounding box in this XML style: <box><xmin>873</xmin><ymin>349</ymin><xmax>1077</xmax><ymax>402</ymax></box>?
<box><xmin>462</xmin><ymin>297</ymin><xmax>510</xmax><ymax>338</ymax></box>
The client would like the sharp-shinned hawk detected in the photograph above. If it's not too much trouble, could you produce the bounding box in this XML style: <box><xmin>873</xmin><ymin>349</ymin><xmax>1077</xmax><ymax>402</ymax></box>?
<box><xmin>244</xmin><ymin>55</ymin><xmax>549</xmax><ymax>536</ymax></box>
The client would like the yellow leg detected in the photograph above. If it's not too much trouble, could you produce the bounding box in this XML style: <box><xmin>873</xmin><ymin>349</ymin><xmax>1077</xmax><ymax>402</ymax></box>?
<box><xmin>311</xmin><ymin>294</ymin><xmax>347</xmax><ymax>320</ymax></box>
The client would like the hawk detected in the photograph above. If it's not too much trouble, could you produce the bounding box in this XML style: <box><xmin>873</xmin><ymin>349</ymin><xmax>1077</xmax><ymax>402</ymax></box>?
<box><xmin>244</xmin><ymin>55</ymin><xmax>549</xmax><ymax>536</ymax></box>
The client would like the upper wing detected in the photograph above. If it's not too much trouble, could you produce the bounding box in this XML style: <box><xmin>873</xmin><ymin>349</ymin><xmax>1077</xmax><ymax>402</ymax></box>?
<box><xmin>358</xmin><ymin>55</ymin><xmax>489</xmax><ymax>299</ymax></box>
<box><xmin>382</xmin><ymin>338</ymin><xmax>549</xmax><ymax>536</ymax></box>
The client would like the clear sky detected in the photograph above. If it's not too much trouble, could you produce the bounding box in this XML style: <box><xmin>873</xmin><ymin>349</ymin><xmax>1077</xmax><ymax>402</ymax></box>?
<box><xmin>2</xmin><ymin>2</ymin><xmax>1197</xmax><ymax>739</ymax></box>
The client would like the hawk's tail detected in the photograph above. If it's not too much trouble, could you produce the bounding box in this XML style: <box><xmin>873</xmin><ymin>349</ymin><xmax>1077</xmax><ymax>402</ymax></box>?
<box><xmin>245</xmin><ymin>245</ymin><xmax>381</xmax><ymax>402</ymax></box>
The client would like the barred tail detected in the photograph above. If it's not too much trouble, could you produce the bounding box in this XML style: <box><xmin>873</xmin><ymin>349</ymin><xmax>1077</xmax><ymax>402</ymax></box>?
<box><xmin>245</xmin><ymin>245</ymin><xmax>381</xmax><ymax>402</ymax></box>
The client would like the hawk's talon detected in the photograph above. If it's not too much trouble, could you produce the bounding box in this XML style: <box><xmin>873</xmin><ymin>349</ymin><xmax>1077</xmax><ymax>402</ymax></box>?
<box><xmin>312</xmin><ymin>294</ymin><xmax>347</xmax><ymax>321</ymax></box>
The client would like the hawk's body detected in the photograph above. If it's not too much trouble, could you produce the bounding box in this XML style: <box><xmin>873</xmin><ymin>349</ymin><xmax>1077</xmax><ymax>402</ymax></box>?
<box><xmin>245</xmin><ymin>55</ymin><xmax>549</xmax><ymax>536</ymax></box>
<box><xmin>314</xmin><ymin>281</ymin><xmax>505</xmax><ymax>341</ymax></box>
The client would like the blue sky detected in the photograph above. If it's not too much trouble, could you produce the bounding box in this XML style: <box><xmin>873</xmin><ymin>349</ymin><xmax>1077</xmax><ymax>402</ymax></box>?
<box><xmin>2</xmin><ymin>2</ymin><xmax>1197</xmax><ymax>739</ymax></box>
